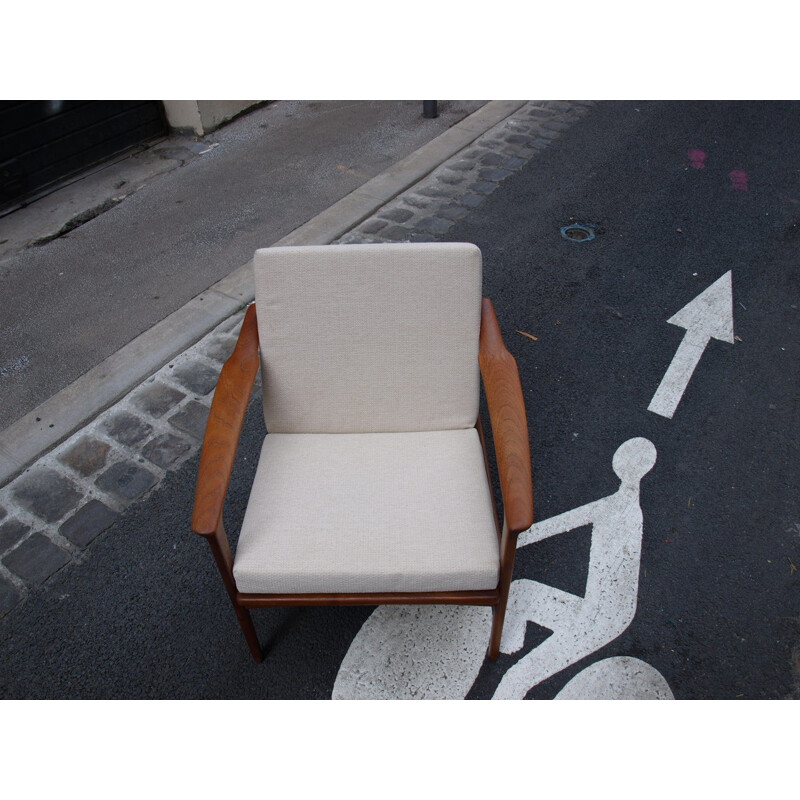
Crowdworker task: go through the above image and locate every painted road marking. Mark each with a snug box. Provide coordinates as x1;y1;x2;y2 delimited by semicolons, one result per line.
729;170;749;191
648;271;735;419
332;439;672;700
332;605;491;699
493;438;658;699
688;149;707;169
553;657;674;700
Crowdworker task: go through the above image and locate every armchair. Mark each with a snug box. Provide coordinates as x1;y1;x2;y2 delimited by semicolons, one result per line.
192;243;533;663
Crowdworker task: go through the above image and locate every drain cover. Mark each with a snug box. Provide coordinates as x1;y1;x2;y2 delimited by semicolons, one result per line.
561;222;597;242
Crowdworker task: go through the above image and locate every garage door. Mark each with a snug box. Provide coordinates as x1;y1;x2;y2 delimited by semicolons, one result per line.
0;101;167;212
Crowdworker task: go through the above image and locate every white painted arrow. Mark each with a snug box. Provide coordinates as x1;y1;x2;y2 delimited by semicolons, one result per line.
648;271;735;419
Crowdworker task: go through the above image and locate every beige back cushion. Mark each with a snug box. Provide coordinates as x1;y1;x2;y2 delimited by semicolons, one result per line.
253;242;482;433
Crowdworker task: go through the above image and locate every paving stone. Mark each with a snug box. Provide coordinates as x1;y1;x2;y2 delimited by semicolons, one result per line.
59;500;119;548
12;469;82;523
338;232;372;244
479;152;506;166
377;208;414;223
416;216;454;235
358;219;389;234
95;462;158;502
57;435;111;477
0;506;6;522
468;181;497;195
0;575;21;617
542;101;572;111
445;159;475;172
204;336;239;364
505;125;538;139
142;433;193;469
172;362;219;396
3;533;71;585
168;400;210;441
485;143;523;160
503;156;526;170
504;133;532;145
103;411;154;447
402;195;434;209
438;205;469;221
478;167;513;182
541;119;573;132
460;193;487;208
0;519;31;553
437;173;466;186
417;186;458;199
131;382;186;417
524;137;551;150
379;225;413;242
405;232;438;243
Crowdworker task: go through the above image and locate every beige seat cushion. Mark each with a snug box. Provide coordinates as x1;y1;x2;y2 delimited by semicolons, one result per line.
232;428;500;594
253;242;482;434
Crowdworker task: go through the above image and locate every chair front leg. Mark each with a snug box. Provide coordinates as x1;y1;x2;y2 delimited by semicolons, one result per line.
207;519;263;663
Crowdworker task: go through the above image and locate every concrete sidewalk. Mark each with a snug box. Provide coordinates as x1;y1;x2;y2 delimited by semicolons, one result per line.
0;100;489;475
0;100;595;623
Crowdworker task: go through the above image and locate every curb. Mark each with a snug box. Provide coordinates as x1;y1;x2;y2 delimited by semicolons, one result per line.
0;101;526;489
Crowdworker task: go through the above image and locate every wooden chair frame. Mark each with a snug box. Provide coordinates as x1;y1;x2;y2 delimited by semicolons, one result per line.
192;297;533;663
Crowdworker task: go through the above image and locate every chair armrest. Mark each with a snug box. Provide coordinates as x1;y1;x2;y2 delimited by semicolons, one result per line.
478;298;533;536
192;303;260;536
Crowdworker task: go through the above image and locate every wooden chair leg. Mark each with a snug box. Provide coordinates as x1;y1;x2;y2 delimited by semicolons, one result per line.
487;600;507;661
234;604;264;663
205;528;264;663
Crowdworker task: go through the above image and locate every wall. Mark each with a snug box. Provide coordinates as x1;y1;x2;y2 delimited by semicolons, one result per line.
161;101;262;135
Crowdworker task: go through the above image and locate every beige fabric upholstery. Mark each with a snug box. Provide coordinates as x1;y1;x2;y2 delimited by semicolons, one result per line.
232;428;500;594
252;242;482;434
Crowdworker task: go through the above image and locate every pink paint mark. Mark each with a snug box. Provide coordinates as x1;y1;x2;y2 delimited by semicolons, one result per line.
729;170;749;191
688;149;707;169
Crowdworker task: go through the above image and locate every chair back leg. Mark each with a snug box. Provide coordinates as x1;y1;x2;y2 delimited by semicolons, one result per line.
233;603;264;663
488;600;507;661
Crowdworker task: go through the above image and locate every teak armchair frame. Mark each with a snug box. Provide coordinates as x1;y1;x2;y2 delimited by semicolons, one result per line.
192;297;533;663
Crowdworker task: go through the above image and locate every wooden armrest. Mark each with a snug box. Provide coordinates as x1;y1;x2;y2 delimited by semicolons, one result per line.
192;303;260;536
479;297;534;536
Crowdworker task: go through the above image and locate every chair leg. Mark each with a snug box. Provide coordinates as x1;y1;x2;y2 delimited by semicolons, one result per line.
234;604;264;663
205;526;264;663
487;600;507;661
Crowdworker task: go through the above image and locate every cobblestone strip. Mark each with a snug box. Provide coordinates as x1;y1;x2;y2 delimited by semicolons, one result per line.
0;312;252;616
338;101;595;246
0;100;595;618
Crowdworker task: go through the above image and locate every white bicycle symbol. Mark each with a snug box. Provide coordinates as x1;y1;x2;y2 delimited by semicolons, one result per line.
333;438;674;700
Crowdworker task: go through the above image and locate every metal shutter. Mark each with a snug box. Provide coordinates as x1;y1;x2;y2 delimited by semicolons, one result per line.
0;100;167;211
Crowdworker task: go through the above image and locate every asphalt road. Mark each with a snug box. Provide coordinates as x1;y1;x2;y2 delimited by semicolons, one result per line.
457;100;800;699
1;100;798;699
